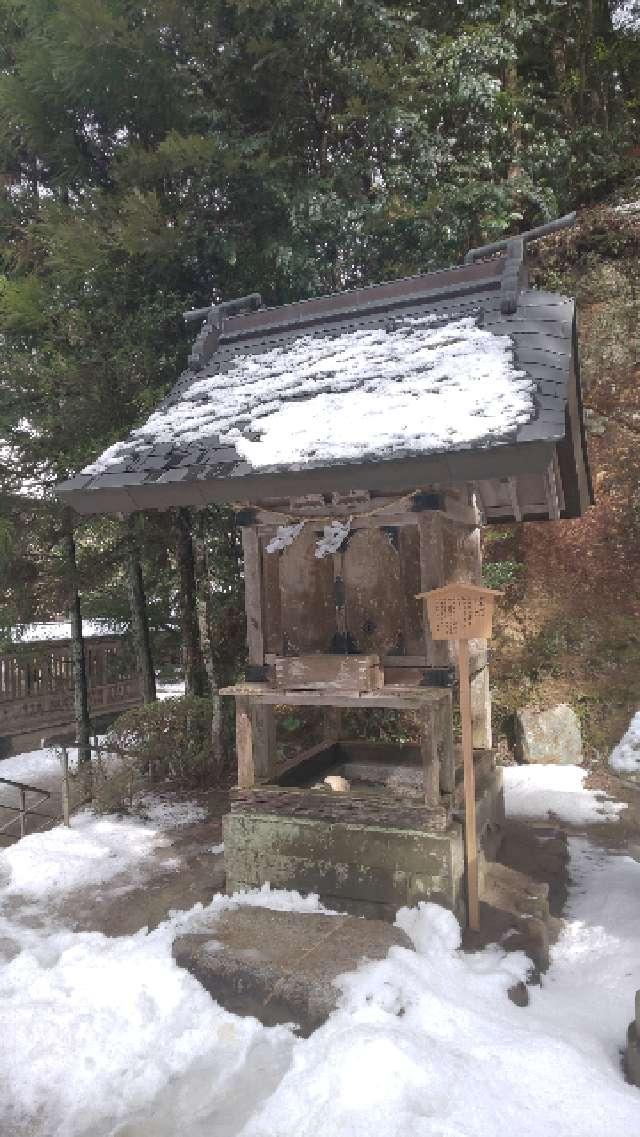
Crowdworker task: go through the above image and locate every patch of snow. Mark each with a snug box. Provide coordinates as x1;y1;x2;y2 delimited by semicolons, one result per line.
613;199;640;215
10;620;124;644
503;763;625;825
315;519;351;558
84;314;534;475
613;1;640;30
0;810;168;898
135;794;208;829
0;746;64;791
265;521;305;554
156;680;186;700
609;710;640;774
2;772;639;1136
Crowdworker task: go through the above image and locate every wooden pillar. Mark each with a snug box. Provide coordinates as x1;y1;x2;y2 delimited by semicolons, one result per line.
240;527;275;784
437;692;456;797
241;527;264;666
322;706;342;741
459;639;480;930
471;666;492;750
419;705;441;807
236;697;254;789
251;703;276;782
417;513;450;667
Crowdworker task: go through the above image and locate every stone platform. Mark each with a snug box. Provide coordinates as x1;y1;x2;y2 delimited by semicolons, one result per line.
173;906;411;1035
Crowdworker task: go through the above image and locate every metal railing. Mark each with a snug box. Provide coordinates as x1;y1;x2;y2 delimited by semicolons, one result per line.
0;775;53;842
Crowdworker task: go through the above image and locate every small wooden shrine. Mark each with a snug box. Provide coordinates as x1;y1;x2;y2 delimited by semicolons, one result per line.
58;217;592;923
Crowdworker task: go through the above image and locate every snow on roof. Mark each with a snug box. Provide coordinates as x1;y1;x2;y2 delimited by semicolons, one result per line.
83;314;534;476
10;620;125;644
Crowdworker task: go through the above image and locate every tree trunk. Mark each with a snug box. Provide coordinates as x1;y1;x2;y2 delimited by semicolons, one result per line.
193;510;224;775
63;519;91;765
173;507;208;697
124;514;156;703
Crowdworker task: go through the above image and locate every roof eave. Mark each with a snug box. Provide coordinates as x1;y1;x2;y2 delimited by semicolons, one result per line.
57;440;557;516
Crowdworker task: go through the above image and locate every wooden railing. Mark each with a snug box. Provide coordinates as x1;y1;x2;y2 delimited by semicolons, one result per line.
0;636;143;738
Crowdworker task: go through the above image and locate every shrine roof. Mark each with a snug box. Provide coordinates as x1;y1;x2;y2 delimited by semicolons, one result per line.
57;253;592;521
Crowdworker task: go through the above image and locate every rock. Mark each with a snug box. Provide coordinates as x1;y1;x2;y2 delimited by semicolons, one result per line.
507;981;529;1007
515;704;583;765
173;907;412;1036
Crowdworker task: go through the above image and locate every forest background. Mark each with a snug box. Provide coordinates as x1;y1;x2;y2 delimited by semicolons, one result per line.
1;0;639;760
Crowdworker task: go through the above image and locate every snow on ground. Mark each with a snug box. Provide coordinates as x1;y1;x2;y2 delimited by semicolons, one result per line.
156;680;186;700
503;763;626;825
0;810;169;898
0;751;639;1135
135;792;208;829
10;620;124;643
0;745;65;792
609;710;640;775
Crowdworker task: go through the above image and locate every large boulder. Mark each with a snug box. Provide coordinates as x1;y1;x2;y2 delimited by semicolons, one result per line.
515;704;583;766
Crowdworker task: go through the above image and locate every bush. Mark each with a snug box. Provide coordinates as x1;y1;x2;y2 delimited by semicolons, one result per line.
92;695;219;813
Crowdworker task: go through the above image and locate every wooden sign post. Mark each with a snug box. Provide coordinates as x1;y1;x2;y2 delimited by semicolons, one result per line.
416;583;502;930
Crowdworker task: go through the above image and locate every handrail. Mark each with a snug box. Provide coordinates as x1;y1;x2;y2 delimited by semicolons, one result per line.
0;772;54;842
0;775;52;796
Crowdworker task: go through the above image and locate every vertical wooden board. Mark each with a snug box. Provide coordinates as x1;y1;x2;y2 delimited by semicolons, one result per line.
241;527;264;665
342;528;404;656
398;526;424;656
278;525;335;653
236;697;254;788
471;666;492;750
418;705;441;807
260;533;283;655
251;703;277;782
417;513;450;667
443;518;482;585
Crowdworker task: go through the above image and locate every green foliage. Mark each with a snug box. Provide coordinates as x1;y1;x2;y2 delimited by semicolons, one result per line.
93;695;217;813
483;560;524;589
0;0;637;696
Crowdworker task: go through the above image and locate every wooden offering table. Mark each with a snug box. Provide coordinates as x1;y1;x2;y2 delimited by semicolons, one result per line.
220;682;454;807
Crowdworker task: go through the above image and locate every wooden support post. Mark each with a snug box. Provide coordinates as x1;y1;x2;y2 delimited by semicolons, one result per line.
419;706;440;807
241;527;265;665
471;666;492;750
417;513;449;667
458;639;480;930
322;706;342;741
19;787;26;838
251;704;276;782
438;694;455;797
61;746;70;827
236;697;255;789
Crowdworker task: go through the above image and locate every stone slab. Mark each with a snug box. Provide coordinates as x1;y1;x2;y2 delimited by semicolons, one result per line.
173;906;411;1035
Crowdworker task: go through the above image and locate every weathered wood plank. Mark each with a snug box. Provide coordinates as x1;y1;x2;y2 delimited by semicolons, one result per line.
417;512;450;667
261;531;283;655
251;703;276;782
229;785;450;831
341;527;405;659
274;654;383;692
278;525;335;653
241;527;264;665
236;697;254;788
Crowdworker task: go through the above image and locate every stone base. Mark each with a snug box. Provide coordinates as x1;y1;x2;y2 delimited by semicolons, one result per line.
173;907;411;1035
223;811;465;922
